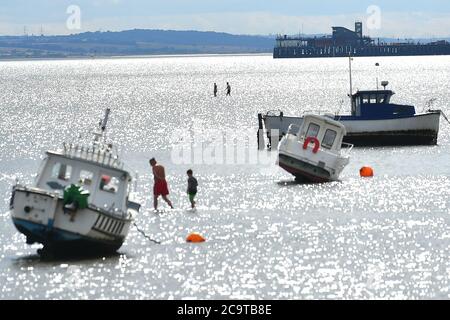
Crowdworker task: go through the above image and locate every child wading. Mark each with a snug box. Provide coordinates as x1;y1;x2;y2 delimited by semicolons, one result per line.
186;169;198;209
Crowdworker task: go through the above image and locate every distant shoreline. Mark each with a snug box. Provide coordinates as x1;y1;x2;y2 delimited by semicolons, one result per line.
0;52;273;62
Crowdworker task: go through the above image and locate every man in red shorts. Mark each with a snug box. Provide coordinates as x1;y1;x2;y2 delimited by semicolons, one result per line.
149;158;174;210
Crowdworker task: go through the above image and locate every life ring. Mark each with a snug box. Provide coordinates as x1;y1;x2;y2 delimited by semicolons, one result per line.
303;137;320;154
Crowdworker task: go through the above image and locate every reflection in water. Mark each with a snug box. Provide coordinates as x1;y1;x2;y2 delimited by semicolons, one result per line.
12;252;124;266
0;55;449;299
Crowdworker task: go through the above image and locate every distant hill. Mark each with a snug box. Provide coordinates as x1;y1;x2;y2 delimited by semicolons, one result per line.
0;29;275;59
1;29;447;60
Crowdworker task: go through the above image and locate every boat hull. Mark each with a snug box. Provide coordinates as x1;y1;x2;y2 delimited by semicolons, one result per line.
343;129;437;146
278;153;332;183
262;112;441;147
10;186;132;257
13;218;123;256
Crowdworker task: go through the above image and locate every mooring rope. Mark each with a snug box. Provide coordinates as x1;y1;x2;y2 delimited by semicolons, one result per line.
440;110;450;125
133;222;161;245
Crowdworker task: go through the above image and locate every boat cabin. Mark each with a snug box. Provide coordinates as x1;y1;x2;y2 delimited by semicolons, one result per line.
350;90;416;119
34;148;131;215
296;114;347;152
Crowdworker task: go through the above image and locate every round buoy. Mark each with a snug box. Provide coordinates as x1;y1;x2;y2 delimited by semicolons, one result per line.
186;233;205;243
360;166;374;177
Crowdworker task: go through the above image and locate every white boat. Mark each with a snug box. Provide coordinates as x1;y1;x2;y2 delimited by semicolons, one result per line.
278;114;353;183
9;109;141;257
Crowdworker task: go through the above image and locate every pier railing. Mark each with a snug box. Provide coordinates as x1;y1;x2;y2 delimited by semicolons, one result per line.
274;42;450;58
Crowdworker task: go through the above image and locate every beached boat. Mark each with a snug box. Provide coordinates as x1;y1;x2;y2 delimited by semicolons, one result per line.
9;109;140;257
259;87;441;148
278;114;353;183
258;57;442;148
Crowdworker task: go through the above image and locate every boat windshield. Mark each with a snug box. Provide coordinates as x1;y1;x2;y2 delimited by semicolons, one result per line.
322;129;337;149
100;175;120;194
306;123;320;138
51;163;72;181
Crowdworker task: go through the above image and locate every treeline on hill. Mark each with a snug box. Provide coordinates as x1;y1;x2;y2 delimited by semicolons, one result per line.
0;29;275;58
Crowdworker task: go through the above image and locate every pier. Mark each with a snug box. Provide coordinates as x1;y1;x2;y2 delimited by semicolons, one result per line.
274;22;450;58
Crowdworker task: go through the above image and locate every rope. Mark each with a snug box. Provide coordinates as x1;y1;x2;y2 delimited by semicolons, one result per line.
133;222;161;245
440;110;450;125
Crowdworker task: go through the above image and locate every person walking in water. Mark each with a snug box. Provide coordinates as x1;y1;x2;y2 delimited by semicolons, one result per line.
226;82;231;96
149;158;174;210
186;169;198;209
214;83;218;97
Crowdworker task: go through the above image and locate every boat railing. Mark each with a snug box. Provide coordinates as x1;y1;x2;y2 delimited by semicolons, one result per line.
266;110;284;117
89;203;129;220
287;124;301;136
341;142;354;156
62;143;124;169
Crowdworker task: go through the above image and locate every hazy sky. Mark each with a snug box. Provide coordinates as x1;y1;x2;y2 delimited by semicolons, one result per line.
1;0;449;37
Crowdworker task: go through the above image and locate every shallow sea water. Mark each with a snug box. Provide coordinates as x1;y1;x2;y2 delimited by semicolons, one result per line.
0;55;450;299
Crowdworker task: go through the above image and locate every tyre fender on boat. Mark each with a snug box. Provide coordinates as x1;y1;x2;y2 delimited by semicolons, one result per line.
303;137;320;154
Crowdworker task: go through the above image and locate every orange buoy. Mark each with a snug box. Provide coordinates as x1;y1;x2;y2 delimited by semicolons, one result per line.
360;166;374;177
186;233;205;243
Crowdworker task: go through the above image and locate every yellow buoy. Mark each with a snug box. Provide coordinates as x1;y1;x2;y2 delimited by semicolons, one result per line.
186;233;205;243
360;166;374;177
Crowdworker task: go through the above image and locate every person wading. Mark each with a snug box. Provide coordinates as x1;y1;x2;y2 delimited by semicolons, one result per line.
214;83;218;97
149;158;174;210
226;82;231;96
186;169;198;209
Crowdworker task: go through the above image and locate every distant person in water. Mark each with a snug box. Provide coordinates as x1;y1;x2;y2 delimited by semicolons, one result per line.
186;169;198;209
214;83;218;97
226;82;231;96
149;158;174;210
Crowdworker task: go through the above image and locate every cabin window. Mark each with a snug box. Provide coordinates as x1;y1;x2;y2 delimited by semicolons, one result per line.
51;163;72;181
362;95;371;104
322;129;337;149
79;170;94;186
306;123;320;138
100;175;119;194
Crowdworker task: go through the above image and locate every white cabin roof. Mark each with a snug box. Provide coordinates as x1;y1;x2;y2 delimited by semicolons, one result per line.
303;114;347;135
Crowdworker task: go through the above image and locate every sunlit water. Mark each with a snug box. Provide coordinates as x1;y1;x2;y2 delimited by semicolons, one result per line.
0;55;449;299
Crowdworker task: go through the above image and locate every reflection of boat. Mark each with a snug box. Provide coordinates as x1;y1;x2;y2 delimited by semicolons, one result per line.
9;109;140;257
258;57;442;148
278;114;352;183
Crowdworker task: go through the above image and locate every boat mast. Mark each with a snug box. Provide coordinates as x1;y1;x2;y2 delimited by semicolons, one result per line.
375;62;380;90
348;54;353;99
94;108;111;144
100;108;111;132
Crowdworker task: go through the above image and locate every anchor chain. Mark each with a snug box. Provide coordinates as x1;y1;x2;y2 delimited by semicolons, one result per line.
133;222;161;245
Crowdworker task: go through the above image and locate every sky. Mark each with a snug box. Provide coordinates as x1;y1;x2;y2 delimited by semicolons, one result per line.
0;0;450;38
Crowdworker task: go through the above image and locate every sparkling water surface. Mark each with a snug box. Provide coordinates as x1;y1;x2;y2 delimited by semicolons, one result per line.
0;55;450;299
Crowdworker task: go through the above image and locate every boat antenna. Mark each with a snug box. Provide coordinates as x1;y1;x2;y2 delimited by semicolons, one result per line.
100;108;111;132
375;62;380;90
348;54;353;99
93;108;111;144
